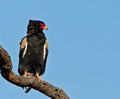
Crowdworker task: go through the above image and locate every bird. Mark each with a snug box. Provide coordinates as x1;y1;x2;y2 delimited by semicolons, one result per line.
18;20;48;83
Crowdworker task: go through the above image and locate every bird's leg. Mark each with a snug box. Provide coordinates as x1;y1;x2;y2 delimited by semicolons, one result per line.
36;72;43;81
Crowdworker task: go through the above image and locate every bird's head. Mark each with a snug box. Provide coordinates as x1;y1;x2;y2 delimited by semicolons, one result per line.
27;20;48;34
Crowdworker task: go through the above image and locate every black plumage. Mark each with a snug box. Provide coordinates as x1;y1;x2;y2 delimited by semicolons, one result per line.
18;20;48;78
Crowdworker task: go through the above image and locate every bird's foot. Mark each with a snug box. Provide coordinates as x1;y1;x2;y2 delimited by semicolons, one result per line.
36;72;43;81
23;71;31;77
24;71;30;75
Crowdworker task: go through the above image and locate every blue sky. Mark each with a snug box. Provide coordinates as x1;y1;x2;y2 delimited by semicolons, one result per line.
0;0;120;99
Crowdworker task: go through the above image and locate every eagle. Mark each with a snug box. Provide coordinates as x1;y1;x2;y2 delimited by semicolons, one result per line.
18;20;48;82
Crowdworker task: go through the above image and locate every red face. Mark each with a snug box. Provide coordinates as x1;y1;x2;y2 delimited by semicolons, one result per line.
40;23;48;30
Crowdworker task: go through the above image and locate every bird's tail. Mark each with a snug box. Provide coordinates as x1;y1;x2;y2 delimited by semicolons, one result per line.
25;87;32;93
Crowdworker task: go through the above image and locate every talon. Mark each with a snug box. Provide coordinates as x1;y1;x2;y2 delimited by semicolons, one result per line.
24;71;30;75
36;72;43;81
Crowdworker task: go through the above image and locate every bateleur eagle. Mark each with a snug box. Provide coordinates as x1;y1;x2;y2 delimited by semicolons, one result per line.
18;20;48;82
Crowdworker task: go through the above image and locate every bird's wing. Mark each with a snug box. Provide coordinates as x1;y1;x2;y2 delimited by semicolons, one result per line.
18;36;28;75
40;39;48;75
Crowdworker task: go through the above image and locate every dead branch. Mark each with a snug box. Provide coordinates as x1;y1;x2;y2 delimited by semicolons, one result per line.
0;45;69;99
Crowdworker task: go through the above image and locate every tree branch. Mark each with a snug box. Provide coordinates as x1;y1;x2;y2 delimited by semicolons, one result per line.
0;46;69;99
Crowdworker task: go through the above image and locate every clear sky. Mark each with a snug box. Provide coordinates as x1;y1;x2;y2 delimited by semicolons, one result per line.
0;0;120;99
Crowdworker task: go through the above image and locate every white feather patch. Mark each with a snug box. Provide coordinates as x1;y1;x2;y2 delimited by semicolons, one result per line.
22;42;28;58
43;44;46;60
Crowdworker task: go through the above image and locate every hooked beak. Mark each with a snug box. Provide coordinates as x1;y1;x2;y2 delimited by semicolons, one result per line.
42;25;48;30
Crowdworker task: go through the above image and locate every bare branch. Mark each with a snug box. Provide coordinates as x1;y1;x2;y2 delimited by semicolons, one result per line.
0;46;69;99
